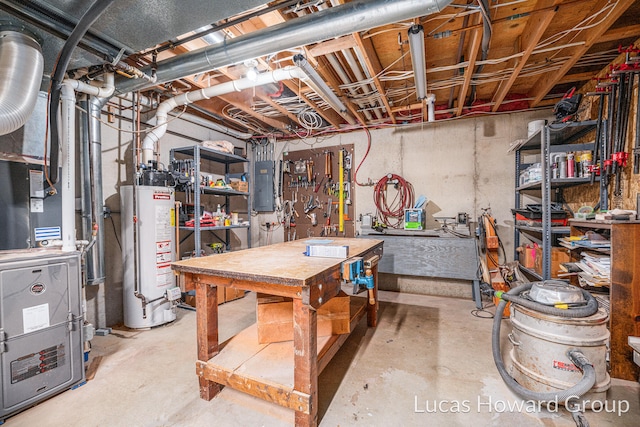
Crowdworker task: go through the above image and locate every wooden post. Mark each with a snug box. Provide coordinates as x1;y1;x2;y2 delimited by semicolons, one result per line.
293;299;318;426
195;276;221;400
367;262;379;327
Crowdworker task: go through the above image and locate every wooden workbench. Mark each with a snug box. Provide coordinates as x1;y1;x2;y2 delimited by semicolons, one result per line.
171;237;384;426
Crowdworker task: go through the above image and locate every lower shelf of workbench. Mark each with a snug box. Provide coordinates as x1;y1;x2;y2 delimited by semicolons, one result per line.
195;297;367;413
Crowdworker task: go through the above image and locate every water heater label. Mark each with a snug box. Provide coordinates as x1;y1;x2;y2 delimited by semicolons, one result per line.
22;303;50;334
11;344;66;384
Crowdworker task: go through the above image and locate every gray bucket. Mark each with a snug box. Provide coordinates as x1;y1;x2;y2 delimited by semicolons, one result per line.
507;304;611;406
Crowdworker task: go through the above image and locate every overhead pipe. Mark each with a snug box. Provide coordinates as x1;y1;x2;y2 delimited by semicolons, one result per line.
141;66;310;163
426;93;436;122
325;53;373;121
114;0;455;94
0;31;44;135
49;0;116;186
342;49;383;120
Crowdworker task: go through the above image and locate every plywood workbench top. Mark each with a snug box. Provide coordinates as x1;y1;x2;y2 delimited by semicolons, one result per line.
171;237;383;287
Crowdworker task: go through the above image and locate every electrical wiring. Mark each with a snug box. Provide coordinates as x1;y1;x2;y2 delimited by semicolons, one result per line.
535;1;618;52
373;173;414;228
353;126;372;187
74;104;188;134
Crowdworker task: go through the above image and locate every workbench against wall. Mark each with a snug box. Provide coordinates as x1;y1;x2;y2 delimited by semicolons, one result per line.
282;145;355;240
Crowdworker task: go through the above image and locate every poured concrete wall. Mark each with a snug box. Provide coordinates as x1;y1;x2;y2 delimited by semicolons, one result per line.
260;109;553;299
92;107;552;326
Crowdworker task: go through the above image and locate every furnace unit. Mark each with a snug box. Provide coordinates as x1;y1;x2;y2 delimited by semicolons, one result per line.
0;250;85;423
121;185;177;329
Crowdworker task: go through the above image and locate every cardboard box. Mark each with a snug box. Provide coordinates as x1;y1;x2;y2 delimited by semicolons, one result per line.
256;291;351;344
183;286;226;307
517;245;537;269
533;247;570;278
229;181;249;192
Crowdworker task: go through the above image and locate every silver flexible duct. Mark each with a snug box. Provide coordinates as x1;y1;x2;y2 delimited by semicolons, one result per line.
115;0;454;94
0;31;44;135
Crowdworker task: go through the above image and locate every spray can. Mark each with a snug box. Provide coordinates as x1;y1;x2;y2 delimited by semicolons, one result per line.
558;153;567;178
567;153;575;178
581;152;593;178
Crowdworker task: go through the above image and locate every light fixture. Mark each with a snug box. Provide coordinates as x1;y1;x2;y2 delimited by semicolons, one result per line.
408;24;427;101
244;59;259;81
293;54;348;115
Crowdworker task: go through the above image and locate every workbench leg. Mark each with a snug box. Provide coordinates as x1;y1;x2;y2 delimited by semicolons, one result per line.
367;264;379;327
472;279;482;309
293;299;318;427
196;279;221;400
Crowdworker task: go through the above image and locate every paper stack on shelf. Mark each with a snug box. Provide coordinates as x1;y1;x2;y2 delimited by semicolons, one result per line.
558;235;611;250
576;251;610;288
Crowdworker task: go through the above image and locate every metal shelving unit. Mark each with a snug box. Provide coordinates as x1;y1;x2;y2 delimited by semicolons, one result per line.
513;120;607;279
170;145;251;256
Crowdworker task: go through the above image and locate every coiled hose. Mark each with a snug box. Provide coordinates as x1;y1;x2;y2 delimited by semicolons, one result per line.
492;283;598;403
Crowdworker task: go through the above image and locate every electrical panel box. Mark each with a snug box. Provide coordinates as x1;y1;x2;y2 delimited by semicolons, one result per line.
0;250;84;422
254;161;274;212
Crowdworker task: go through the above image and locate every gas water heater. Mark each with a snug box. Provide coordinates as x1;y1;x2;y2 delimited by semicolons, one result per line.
121;185;179;329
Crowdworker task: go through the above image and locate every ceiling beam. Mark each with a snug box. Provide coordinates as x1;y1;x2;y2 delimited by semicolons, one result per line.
456;14;483;117
530;0;636;107
599;23;640;44
491;0;561;112
308;35;357;57
558;70;598;84
353;33;396;124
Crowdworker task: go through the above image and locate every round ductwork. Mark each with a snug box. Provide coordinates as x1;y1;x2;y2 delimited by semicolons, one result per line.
0;30;44;135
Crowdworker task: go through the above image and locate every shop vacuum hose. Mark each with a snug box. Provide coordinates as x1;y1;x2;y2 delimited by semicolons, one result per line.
492;283;599;426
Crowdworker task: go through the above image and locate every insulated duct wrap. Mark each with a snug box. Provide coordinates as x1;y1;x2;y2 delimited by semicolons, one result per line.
0;31;44;135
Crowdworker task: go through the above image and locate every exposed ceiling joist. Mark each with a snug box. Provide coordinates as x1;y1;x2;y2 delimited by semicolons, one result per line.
530;0;637;107
491;0;561;112
308;35;357;57
456;14;483;117
599;23;640;43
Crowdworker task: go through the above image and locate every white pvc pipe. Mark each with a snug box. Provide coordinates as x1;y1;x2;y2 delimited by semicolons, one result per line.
141;66;308;163
60;83;77;252
65;73;115;98
426;93;436;123
60;74;116;251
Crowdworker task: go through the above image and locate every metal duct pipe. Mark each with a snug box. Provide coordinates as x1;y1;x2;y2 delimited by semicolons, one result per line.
342;49;383;120
325;53;373;121
85;95;108;285
0;31;44;135
141;66;309;163
114;0;454;94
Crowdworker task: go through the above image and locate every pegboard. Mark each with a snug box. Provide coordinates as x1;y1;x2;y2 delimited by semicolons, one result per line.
282;145;356;240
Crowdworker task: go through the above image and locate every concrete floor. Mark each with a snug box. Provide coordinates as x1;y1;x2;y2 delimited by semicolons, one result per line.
7;290;640;426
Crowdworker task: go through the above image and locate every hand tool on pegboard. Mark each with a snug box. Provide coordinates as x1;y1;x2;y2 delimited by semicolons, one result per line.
324;151;333;180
